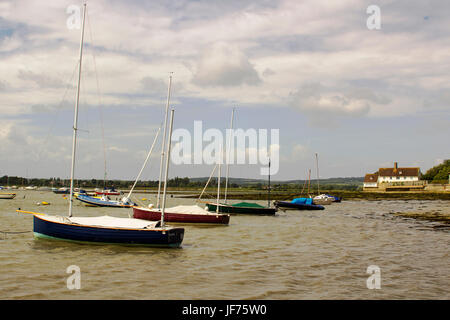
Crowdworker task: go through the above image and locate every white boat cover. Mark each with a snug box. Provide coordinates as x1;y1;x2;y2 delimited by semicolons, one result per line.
39;214;160;229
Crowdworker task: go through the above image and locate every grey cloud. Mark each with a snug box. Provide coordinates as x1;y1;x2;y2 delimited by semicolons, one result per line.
140;76;167;94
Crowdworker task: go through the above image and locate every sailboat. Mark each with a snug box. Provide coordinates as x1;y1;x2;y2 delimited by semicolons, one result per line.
273;170;325;210
204;109;277;215
16;3;184;247
312;153;334;205
94;188;121;196
132;79;230;225
75;193;136;208
0;193;16;199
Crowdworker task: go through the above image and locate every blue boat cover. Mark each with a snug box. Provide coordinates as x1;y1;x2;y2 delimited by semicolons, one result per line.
292;197;313;205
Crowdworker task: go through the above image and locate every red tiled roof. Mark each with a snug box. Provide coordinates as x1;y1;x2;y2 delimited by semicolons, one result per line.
364;173;378;182
378;167;419;177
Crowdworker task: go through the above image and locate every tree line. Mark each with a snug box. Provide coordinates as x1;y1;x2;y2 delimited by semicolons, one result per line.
0;175;361;191
421;160;450;183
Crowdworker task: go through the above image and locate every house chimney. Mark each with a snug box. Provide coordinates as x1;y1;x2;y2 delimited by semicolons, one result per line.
394;162;398;170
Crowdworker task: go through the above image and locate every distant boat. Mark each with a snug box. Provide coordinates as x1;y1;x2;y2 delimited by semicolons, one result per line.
274;197;325;211
205;202;277;215
94;188;121;196
311;153;333;205
203;109;276;216
0;193;16;199
75;194;136;208
53;187;70;194
134;205;230;225
312;194;334;205
324;194;342;202
17;3;184;248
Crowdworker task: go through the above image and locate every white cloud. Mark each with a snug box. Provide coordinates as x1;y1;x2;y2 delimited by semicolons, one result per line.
192;42;261;87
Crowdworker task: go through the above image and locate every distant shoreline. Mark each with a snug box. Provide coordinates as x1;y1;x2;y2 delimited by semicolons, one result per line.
5;188;450;200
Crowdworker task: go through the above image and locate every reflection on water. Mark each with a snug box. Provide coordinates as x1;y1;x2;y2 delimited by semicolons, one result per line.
0;191;449;299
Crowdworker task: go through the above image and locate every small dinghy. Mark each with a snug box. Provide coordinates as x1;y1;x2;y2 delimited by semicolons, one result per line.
75;194;135;208
274;197;325;211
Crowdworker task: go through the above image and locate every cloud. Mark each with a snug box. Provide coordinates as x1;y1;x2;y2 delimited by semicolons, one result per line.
289;83;372;122
139;76;167;95
17;69;70;89
192;42;261;87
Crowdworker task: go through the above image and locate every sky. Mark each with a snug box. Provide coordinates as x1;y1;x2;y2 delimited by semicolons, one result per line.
0;0;449;181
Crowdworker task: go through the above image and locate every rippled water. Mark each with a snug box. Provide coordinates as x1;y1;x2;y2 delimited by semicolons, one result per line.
0;191;448;299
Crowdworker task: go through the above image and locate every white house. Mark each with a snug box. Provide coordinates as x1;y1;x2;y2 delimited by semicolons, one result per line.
363;162;420;189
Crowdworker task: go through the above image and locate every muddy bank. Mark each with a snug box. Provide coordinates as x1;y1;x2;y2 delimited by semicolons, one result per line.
390;210;450;225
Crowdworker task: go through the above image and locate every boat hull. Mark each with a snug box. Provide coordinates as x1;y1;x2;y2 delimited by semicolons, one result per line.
76;194;133;208
95;191;121;196
274;200;324;210
53;190;70;194
205;203;277;215
0;193;16;199
33;215;184;247
312;198;333;205
133;207;230;225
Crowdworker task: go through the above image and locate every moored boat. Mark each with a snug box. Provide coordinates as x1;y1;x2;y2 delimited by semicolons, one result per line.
75;194;136;208
133;205;230;225
325;194;342;202
94;188;121;196
31;213;184;247
0;193;16;199
274;198;324;210
312;194;334;205
205;202;277;215
53;187;70;194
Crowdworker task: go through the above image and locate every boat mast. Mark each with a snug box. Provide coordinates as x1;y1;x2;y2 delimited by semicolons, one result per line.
268;158;271;207
315;152;320;195
161;109;175;227
224;108;235;204
216;145;223;213
156;73;173;209
307;169;311;195
69;2;86;217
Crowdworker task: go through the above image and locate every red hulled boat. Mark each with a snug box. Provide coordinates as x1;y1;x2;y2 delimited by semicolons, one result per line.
94;188;121;196
133;205;230;225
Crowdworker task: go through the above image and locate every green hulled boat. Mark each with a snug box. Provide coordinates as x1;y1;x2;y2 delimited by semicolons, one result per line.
205;202;277;215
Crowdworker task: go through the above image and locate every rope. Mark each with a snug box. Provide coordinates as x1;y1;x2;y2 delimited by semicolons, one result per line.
86;7;108;187
198;164;218;202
